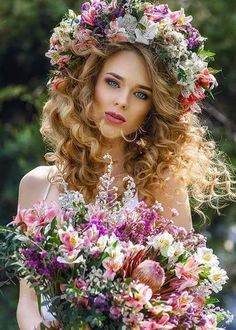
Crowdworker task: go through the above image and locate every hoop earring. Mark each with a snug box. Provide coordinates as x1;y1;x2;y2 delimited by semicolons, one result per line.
138;126;146;135
121;129;138;142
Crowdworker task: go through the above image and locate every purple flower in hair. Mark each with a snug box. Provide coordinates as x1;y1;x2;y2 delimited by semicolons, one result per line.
181;23;204;50
145;4;170;23
81;2;91;11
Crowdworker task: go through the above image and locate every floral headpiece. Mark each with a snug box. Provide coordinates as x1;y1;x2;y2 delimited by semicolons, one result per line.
46;0;219;114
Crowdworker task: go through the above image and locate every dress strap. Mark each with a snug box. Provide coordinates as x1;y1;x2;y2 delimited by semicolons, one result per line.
43;166;57;201
43;180;52;201
42;166;68;201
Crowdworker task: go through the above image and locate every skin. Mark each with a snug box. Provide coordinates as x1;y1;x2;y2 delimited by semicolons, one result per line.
91;49;192;231
91;50;153;173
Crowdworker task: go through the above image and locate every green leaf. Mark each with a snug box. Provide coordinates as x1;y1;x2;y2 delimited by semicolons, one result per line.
205;296;220;305
198;49;216;58
137;22;146;31
208;67;222;74
216;313;226;324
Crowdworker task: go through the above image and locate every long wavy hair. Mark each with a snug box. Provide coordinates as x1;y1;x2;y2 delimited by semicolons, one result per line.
40;42;236;220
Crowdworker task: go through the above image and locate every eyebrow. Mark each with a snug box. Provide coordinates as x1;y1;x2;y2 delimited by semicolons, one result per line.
106;72;152;93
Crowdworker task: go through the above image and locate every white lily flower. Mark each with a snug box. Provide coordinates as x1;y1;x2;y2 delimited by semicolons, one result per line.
57;253;85;265
208;267;229;293
116;14;137;33
148;231;174;257
96;234;109;251
195;247;219;267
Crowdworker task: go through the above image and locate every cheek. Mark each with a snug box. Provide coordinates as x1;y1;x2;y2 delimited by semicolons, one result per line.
94;82;110;107
133;105;150;126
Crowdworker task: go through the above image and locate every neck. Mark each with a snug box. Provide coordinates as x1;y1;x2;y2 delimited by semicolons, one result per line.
101;138;126;176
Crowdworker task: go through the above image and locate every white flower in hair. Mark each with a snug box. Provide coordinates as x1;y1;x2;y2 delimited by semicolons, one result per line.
46;0;219;115
134;16;158;45
116;13;138;34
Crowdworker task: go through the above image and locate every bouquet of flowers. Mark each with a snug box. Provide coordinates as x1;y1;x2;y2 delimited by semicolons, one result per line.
0;154;233;329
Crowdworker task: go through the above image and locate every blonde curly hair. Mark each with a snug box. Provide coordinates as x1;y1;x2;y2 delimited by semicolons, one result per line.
40;42;236;220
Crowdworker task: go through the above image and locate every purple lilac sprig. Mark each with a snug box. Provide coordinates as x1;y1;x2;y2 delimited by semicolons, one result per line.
22;249;69;278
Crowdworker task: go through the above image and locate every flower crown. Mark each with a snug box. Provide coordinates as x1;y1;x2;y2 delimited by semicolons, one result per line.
46;0;219;114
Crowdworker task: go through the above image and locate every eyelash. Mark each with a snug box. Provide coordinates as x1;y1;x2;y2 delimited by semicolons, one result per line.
105;78;149;100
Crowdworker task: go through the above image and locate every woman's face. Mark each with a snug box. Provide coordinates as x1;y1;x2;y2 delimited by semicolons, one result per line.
91;50;153;141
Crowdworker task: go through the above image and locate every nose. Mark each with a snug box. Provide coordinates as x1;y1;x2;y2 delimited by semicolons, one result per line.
114;89;129;109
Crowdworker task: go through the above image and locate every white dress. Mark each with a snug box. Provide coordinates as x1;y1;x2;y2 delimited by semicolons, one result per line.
41;180;140;322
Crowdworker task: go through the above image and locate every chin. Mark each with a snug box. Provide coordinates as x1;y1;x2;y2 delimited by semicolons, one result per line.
98;119;124;140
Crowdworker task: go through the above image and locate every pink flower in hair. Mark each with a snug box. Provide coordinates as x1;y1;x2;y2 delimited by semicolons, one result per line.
106;21;129;42
198;69;218;89
57;54;71;69
167;8;192;26
50;77;65;91
73;27;98;49
108;32;129;43
81;6;96;26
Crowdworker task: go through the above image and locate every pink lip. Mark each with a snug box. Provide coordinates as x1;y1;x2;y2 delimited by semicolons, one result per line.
105;111;126;124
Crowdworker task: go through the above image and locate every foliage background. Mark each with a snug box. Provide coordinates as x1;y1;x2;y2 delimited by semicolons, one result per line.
0;0;235;329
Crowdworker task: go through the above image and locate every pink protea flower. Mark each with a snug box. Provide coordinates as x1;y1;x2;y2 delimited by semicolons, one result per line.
131;260;165;293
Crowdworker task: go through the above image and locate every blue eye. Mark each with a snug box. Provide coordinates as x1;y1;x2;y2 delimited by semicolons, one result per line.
135;92;148;100
105;79;119;88
105;78;148;101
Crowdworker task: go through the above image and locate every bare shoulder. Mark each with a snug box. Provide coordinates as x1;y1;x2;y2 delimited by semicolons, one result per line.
152;169;192;232
18;165;56;209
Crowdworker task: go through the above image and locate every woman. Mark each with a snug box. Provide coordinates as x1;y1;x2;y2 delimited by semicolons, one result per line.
16;1;235;329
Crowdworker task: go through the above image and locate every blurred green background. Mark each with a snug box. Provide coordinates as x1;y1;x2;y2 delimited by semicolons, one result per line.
0;0;235;329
